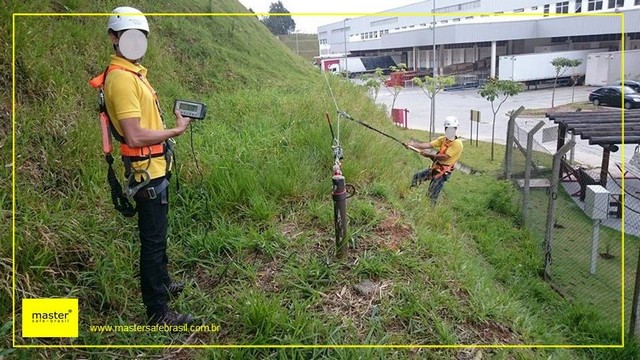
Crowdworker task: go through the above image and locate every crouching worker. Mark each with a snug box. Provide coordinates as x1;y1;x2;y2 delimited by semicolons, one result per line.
91;6;194;326
405;116;463;203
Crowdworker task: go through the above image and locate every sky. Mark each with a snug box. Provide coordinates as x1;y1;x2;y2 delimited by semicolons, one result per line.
237;0;421;33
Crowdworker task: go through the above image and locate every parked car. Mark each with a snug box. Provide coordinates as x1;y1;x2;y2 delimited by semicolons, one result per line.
588;85;640;109
614;80;640;92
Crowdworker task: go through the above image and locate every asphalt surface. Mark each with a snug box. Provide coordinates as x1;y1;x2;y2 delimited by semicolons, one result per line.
373;84;637;173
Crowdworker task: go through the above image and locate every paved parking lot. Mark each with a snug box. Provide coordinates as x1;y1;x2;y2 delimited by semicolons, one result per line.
374;84;637;171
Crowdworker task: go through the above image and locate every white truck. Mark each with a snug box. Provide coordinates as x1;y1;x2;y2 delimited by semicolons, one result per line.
498;49;607;89
320;56;396;77
584;49;640;86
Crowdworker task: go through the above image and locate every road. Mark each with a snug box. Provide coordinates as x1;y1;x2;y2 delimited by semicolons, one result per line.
374;84;637;173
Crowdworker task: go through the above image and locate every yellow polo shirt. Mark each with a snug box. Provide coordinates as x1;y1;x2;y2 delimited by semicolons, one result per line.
104;56;168;181
429;136;463;166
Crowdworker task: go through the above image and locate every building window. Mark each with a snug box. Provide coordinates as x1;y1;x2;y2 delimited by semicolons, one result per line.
576;0;583;12
544;4;550;16
514;8;525;12
532;6;539;10
608;0;624;7
636;0;640;5
556;1;569;13
452;18;461;22
588;0;603;10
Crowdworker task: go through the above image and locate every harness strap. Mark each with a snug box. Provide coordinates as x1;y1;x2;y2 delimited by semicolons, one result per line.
89;63;175;215
430;138;456;179
105;154;137;217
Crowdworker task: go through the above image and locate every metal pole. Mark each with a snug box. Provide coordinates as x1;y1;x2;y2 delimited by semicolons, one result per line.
569;131;575;164
629;244;640;338
470;110;473;146
600;147;610;188
332;175;348;258
544;140;575;281
476;113;479;147
589;219;601;275
430;0;437;141
523;121;546;225
344;19;348;75
504;106;525;180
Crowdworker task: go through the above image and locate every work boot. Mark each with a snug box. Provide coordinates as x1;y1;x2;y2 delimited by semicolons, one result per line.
167;282;185;299
148;310;195;326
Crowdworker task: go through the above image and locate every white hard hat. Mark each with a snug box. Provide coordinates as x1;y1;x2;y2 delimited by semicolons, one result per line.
444;115;459;128
108;7;149;34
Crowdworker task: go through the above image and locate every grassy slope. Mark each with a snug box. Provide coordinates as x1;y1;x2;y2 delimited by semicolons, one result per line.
2;0;639;358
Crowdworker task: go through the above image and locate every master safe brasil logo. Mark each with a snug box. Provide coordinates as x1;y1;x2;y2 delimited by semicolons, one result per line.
22;298;79;337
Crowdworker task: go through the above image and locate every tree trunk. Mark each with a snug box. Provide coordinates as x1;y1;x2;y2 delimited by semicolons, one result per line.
491;113;496;161
551;77;558;108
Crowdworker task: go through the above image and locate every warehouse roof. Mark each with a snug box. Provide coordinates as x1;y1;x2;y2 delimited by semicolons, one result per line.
345;9;640;52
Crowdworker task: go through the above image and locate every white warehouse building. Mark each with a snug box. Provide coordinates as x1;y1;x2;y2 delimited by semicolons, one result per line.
317;0;640;77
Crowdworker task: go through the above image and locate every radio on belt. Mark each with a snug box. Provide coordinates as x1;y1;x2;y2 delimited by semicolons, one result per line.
174;99;207;120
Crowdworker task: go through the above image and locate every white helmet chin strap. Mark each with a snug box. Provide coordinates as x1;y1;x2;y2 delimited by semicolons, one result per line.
118;29;148;61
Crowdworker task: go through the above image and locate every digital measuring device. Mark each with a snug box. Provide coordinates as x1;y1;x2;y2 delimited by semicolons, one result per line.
174;99;207;120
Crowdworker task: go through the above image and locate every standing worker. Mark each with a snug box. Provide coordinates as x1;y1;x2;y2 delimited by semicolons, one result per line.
93;6;194;325
405;116;463;203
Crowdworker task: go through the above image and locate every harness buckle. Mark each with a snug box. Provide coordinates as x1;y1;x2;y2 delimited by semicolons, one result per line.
124;169;151;200
146;187;157;200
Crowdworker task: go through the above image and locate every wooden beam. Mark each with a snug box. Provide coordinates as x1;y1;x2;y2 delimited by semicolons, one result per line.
570;124;640;132
578;130;640;138
547;109;640;119
588;136;640;145
555;117;640;125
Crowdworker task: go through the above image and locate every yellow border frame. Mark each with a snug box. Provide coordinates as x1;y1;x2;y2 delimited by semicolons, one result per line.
11;10;626;349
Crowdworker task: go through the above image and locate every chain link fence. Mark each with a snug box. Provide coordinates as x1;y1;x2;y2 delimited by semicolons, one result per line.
505;116;640;334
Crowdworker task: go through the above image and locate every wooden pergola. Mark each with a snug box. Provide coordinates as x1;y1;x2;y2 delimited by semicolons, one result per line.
547;109;640;188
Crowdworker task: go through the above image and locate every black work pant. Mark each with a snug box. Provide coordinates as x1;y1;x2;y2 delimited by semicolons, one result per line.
135;176;171;317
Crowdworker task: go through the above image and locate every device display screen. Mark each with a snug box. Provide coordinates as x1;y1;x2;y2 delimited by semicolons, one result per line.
180;103;199;112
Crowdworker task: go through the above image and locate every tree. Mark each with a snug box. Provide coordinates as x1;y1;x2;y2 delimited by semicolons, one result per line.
385;63;407;111
261;1;296;35
568;58;583;103
550;57;580;108
363;68;385;101
413;75;455;138
478;79;524;161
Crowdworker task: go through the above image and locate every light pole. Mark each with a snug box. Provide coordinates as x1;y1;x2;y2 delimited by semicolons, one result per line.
430;0;437;140
343;18;350;75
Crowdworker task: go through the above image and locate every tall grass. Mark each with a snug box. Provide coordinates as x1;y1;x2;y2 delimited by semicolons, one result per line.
3;0;637;358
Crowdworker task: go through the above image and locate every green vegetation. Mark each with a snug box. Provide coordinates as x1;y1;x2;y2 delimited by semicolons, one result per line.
478;79;524;161
519;101;602;117
2;0;639;358
550;57;583;107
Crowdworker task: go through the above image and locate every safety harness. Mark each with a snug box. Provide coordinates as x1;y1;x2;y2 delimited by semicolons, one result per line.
410;137;459;188
89;64;173;217
430;138;456;179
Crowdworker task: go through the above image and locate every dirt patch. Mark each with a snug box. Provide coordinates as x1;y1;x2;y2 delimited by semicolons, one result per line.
256;258;282;292
371;209;415;251
314;280;393;339
456;319;520;345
